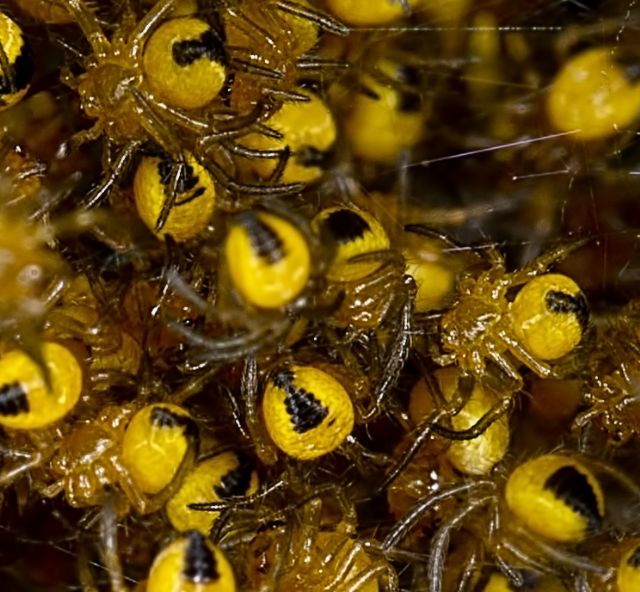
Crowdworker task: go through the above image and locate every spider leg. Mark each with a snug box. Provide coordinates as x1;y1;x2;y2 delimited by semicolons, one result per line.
69;121;105;151
296;57;351;71
508;525;610;577
129;0;179;59
0;450;45;488
98;493;127;592
84;140;143;209
199;155;304;196
274;0;350;36
496;329;552;379
373;408;450;495
429;396;512;441
154;158;187;233
382;481;492;551
242;356;279;465
427;495;494;592
167;317;292;362
262;86;312;102
371;275;415;412
509;238;589;285
325;542;375;592
58;0;110;56
128;86;184;157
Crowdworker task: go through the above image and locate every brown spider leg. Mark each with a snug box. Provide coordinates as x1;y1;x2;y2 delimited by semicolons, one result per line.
128;0;179;60
98;493;127;592
382;481;493;551
508;525;610;577
298;496;323;565
266;146;292;184
573;573;592;592
167;317;292;362
494;541;559;582
296;57;351;71
274;0;350;36
454;548;481;592
192;478;287;516
162;267;209;314
226;7;277;48
508;238;589;285
343;434;391;476
429;395;513;440
152;100;267;136
337;556;398;592
496;329;553;378
0;450;46;488
262;87;312;102
371;275;416;412
222;142;287;160
154;158;187;233
58;0;110;56
428;496;495;592
227;53;286;80
199;155;304;196
322;540;369;591
373;408;451;496
242;355;279;465
128;87;184;156
83;140;143;209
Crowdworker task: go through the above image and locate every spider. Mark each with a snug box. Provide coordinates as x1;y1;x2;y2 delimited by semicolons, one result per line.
57;0;306;221
381;452;640;592
412;227;590;391
39;401;199;515
310;205;416;417
572;299;640;446
238;488;399;591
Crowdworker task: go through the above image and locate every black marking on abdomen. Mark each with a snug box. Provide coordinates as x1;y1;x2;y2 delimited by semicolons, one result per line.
543;465;602;533
545;290;590;332
273;368;328;434
0;41;34;100
0;383;29;416
183;530;219;583
150;406;198;440
323;209;370;245
214;451;253;498
173;28;226;67
236;212;285;264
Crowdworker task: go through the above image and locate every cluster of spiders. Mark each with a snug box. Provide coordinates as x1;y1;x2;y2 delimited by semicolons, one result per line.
1;0;640;591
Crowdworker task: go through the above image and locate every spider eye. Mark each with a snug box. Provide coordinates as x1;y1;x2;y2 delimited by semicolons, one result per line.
143;17;227;110
133;152;216;243
166;451;259;535
262;364;354;460
147;531;237;592
510;273;589;361
0;343;82;430
505;454;604;542
311;206;390;281
618;543;640;592
224;211;311;309
121;403;198;496
547;47;640;140
0;11;33;111
240;89;337;184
